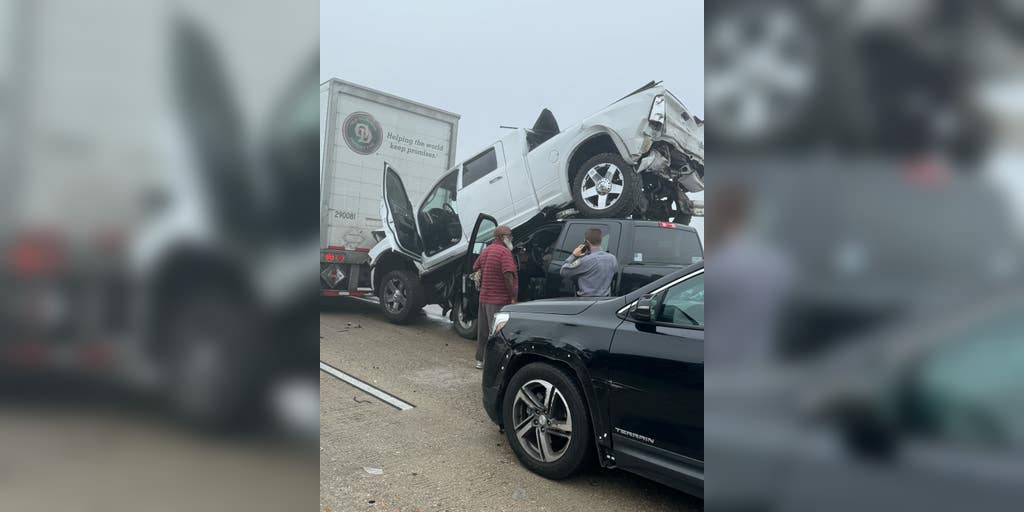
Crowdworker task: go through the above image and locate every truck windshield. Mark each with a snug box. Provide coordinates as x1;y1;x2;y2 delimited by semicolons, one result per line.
631;227;703;265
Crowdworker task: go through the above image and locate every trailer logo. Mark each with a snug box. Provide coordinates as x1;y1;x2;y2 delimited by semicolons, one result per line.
342;112;383;155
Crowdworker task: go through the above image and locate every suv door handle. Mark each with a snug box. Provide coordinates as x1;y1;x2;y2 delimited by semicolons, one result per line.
489;176;503;184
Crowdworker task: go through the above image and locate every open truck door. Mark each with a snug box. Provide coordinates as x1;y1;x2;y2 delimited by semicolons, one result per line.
382;163;423;261
452;213;498;339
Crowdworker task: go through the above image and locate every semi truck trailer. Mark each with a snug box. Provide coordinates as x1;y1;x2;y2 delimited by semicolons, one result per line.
319;78;459;297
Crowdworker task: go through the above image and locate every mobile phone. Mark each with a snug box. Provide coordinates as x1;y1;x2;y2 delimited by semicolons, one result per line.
580;241;590;255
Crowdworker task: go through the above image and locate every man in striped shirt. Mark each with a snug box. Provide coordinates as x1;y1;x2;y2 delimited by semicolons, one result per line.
472;225;518;369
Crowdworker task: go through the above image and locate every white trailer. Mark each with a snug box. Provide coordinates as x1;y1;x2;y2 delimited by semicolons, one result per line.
319;78;459;296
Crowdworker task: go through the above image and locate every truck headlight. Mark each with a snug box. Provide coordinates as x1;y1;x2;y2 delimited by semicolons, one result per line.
491;312;511;336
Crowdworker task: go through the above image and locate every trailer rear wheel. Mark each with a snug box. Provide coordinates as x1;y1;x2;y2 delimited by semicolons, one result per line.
379;270;424;324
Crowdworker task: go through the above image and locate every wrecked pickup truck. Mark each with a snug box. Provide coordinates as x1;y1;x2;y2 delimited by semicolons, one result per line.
369;80;704;325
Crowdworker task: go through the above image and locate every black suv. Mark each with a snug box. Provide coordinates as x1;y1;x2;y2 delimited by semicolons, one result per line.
481;264;704;496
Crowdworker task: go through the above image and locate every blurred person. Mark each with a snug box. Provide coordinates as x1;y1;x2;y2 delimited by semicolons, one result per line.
473;224;517;369
705;181;794;366
559;228;617;297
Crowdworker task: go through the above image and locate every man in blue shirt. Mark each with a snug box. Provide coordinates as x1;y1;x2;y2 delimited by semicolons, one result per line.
560;228;618;297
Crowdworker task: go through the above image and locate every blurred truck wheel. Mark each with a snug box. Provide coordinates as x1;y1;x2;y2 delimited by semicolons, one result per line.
452;299;477;340
165;288;264;429
378;270;424;324
572;153;640;219
706;0;825;151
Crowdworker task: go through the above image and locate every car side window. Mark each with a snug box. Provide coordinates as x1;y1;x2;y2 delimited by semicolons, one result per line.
904;312;1024;449
655;275;704;327
462;147;498;187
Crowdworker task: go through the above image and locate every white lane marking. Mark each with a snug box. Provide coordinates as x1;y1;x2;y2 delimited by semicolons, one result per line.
319;361;415;411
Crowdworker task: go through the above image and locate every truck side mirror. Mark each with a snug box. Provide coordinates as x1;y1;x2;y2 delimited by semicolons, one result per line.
631;295;655;323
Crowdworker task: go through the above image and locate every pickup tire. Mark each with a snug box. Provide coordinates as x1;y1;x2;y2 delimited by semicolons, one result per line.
164;288;265;429
452;298;478;340
379;269;424;324
572;153;640;218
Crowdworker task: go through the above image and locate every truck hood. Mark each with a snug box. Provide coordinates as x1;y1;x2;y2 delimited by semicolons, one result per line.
503;297;600;315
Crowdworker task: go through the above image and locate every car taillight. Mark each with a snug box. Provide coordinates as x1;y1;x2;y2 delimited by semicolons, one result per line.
325;253;335;261
324;252;344;262
658;221;676;228
491;312;511;336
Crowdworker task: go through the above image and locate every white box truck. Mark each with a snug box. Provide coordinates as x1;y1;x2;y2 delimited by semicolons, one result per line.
319;79;459;297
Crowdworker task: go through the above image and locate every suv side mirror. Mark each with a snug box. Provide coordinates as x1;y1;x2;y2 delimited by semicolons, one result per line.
812;388;899;460
631;294;655;323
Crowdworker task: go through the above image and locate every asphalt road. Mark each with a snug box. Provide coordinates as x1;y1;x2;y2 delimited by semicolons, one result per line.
319;298;702;512
0;376;317;511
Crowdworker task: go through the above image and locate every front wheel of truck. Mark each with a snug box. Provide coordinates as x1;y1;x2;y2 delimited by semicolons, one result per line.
164;288;266;429
379;269;424;324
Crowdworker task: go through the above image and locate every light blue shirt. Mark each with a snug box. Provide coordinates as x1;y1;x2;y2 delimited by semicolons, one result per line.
560;248;618;297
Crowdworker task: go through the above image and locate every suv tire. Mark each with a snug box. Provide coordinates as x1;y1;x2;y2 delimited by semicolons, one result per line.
502;362;594;480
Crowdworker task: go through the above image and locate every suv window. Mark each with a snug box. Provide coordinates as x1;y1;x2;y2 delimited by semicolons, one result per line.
462;148;498;187
652;274;704;327
905;310;1024;449
632;227;703;265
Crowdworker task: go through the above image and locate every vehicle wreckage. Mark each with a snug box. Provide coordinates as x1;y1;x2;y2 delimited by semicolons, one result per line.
366;81;704;324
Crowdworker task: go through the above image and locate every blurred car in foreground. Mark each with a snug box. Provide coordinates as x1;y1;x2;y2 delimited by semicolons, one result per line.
482;264;704;496
706;284;1024;511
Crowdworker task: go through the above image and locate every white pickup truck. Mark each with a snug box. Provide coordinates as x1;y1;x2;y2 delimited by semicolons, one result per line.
370;82;704;323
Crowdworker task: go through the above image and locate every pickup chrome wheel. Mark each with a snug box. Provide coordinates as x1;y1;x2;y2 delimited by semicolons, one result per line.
378;269;424;324
580;163;624;211
572;153;640;218
502;363;594;479
511;379;574;463
707;0;822;148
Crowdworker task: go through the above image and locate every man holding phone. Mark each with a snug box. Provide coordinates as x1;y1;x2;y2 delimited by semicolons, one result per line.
559;228;618;297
